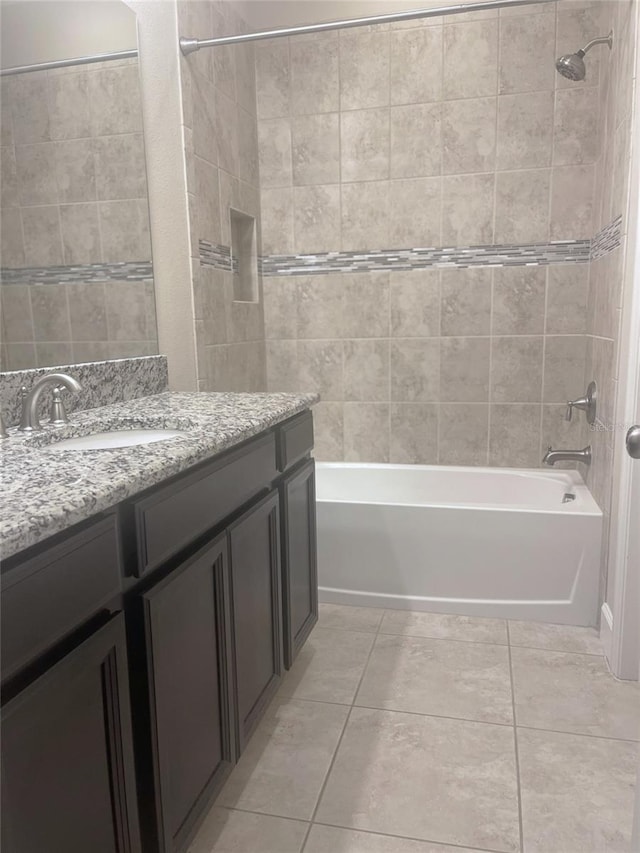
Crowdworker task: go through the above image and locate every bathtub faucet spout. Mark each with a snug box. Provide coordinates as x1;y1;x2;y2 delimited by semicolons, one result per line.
543;445;592;466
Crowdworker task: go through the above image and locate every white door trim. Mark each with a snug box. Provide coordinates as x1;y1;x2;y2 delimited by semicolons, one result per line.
605;32;640;679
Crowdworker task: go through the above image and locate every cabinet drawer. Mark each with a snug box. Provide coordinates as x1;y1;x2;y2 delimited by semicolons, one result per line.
134;432;277;575
1;514;122;682
276;411;314;472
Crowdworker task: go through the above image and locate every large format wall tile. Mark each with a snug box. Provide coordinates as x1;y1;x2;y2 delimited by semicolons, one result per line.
391;27;443;105
344;403;390;463
291;33;339;116
341;109;389;183
254;2;620;474
390;103;441;178
442;98;497;175
443;20;497;100
389;403;438;464
339;30;390;111
291;114;339;186
440;268;491;336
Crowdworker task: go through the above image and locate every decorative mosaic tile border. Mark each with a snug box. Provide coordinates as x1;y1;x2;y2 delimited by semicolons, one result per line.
198;216;622;278
0;355;168;427
199;240;237;273
259;239;592;276
591;215;623;260
0;260;153;287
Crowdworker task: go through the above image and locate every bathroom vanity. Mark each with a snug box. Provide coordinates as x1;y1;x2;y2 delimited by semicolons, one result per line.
0;392;318;853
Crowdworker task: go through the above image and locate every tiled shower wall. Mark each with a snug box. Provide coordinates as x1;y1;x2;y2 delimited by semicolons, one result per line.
0;59;158;368
585;0;638;603
256;1;604;463
177;0;266;393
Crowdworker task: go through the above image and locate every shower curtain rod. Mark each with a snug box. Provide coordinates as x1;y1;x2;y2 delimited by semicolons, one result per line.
180;0;555;54
0;48;138;77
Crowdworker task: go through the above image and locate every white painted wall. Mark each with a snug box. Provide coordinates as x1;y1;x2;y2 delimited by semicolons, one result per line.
0;0;137;68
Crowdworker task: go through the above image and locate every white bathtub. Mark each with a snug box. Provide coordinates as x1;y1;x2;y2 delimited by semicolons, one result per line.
316;463;603;626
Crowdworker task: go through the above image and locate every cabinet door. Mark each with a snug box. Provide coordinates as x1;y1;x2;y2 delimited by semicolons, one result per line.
281;458;318;669
143;535;235;853
1;614;140;853
228;490;282;753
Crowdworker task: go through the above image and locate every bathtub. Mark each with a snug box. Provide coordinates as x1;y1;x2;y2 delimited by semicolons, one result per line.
316;463;603;626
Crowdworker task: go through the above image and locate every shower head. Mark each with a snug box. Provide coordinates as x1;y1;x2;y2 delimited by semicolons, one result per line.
555;31;613;82
556;50;586;81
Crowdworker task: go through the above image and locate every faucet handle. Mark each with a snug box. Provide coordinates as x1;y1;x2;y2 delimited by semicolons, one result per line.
49;386;69;426
566;381;597;425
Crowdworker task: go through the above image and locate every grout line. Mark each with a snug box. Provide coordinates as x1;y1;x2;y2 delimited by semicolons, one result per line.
487;267;494;465
506;621;525;853
376;628;508;647
539;267;550;462
300;622;380;852
276;693;352;708
310;819;508;853
515;724;640;745
349;702;515;728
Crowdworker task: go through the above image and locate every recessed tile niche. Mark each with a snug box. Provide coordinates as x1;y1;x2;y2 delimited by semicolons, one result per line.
230;208;259;303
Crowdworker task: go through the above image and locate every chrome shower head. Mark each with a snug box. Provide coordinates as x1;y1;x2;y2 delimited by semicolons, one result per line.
556;49;586;81
555;31;613;82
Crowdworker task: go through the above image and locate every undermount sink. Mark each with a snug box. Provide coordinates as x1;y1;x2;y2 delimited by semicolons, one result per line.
47;429;185;451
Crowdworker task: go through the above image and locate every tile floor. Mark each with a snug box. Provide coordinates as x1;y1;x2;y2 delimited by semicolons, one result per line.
189;604;640;853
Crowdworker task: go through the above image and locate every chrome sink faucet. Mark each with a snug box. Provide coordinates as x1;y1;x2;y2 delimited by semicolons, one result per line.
543;445;592;467
19;373;83;432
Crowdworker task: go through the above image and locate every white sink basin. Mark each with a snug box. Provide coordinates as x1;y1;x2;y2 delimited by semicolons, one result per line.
48;429;185;450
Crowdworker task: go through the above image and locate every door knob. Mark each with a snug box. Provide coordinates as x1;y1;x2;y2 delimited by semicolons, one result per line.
626;425;640;459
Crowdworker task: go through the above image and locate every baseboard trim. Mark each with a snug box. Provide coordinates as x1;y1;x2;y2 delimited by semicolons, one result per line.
600;602;614;664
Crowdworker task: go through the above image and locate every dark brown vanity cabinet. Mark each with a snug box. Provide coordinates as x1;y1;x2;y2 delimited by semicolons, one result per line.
1;410;316;853
228;490;282;752
140;534;235;853
281;458;318;668
1;614;141;853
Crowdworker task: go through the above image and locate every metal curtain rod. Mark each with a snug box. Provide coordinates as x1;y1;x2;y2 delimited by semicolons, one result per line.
180;0;554;54
0;48;138;77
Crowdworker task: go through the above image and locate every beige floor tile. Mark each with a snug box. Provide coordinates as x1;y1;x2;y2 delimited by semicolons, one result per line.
518;727;639;853
278;627;375;704
318;603;385;633
512;647;640;740
218;698;348;820
305;824;487;853
187;807;307;853
379;610;508;645
316;707;520;852
508;619;602;655
355;634;513;724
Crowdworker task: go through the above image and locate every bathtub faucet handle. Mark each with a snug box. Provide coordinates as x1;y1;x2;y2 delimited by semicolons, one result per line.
566;381;597;424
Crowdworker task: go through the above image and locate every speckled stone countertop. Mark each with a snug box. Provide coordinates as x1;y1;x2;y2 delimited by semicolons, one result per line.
0;391;318;561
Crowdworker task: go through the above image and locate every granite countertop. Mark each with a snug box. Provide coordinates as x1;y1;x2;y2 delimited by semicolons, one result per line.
0;391;318;561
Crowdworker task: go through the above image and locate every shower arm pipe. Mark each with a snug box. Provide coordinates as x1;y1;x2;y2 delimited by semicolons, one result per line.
0;48;138;77
579;32;613;55
180;0;556;53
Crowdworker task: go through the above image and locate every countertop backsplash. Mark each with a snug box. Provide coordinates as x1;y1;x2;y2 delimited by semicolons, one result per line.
0;355;169;427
